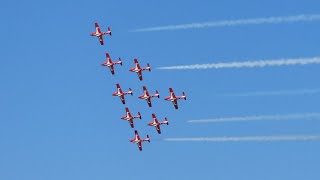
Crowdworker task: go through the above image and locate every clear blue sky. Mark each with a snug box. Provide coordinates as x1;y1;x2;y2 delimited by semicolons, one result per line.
1;0;320;180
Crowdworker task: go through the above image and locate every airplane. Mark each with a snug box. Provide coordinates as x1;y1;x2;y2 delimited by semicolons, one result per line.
90;22;111;45
130;130;150;151
147;114;169;134
121;107;141;128
129;59;151;81
164;88;186;109
101;53;122;75
112;84;133;104
138;86;159;107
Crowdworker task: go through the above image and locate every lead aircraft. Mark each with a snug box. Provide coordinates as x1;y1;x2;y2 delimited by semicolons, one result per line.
101;53;122;75
121;107;141;128
129;59;151;81
164;88;186;109
147;114;169;134
138;86;159;107
130;130;150;151
90;22;111;45
112;84;132;104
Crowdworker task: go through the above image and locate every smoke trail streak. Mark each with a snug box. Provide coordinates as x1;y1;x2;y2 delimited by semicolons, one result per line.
164;135;320;142
188;113;320;123
223;88;320;97
157;57;320;70
133;14;320;32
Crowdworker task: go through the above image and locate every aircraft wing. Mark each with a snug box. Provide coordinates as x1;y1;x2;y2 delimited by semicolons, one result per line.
120;95;125;104
173;99;178;109
134;59;141;69
169;88;176;98
129;119;134;128
109;65;114;75
126;107;131;115
152;113;158;121
99;35;104;45
137;71;143;80
137;142;142;151
156;125;161;134
147;98;152;107
135;130;140;140
106;53;112;62
95;23;102;33
143;86;150;96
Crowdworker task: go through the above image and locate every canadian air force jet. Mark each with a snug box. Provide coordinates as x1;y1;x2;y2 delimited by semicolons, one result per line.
147;114;169;134
121;107;141;128
130;130;150;151
90;22;111;45
164;88;186;109
129;59;151;81
138;86;159;107
101;53;122;75
112;84;132;104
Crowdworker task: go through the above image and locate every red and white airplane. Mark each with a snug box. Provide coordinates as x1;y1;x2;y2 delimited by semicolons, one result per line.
121;107;141;128
90;22;111;45
164;88;186;109
101;53;122;75
138;86;159;107
129;59;151;81
112;84;133;104
130;130;150;151
148;114;169;134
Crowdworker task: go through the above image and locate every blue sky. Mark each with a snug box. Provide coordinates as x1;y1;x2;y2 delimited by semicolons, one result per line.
1;0;320;180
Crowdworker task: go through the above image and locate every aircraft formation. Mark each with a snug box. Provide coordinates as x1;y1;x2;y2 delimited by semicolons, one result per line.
90;22;187;151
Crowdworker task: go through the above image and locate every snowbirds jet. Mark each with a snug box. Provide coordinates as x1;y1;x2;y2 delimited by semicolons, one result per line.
130;130;150;151
129;59;151;81
121;107;141;128
90;22;111;45
164;88;186;109
138;86;159;107
112;84;133;104
101;53;122;75
148;114;169;134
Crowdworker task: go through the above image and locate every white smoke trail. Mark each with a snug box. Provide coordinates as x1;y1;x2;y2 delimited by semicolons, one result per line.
164;135;320;142
223;88;320;97
133;14;320;32
157;57;320;70
188;113;320;123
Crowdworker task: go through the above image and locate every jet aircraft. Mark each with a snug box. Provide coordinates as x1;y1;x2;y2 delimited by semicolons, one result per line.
147;114;169;134
121;107;141;128
90;22;111;45
129;59;151;81
138;86;159;107
112;84;132;104
130;130;150;151
164;88;186;109
101;53;122;75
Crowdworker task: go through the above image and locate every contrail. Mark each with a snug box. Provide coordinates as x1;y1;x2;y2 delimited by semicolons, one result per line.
223;88;320;97
133;14;320;32
188;113;320;123
157;57;320;70
164;135;320;142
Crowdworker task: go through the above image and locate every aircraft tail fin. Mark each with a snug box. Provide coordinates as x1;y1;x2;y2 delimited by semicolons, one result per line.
146;135;150;142
129;88;133;95
164;117;169;125
147;63;151;72
182;92;186;100
138;112;142;119
155;90;160;98
118;57;122;66
107;27;112;36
